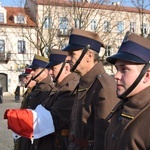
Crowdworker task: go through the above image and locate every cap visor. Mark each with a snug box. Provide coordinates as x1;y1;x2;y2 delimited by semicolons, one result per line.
45;61;62;68
63;44;85;51
106;52;145;64
19;73;28;77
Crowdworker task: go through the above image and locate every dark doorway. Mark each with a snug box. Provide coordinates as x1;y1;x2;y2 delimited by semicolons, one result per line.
0;73;8;92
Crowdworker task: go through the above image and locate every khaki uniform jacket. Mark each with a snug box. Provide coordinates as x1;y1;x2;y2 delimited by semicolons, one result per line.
26;76;54;109
20;88;33;108
105;86;150;150
15;76;54;150
69;62;118;150
29;73;79;150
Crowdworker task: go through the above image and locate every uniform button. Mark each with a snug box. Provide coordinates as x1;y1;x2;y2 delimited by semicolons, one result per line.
97;74;102;78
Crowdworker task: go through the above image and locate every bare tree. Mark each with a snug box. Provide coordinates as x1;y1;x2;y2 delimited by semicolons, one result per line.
130;0;150;37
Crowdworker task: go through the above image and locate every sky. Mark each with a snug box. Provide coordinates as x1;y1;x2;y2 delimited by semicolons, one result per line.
0;0;132;7
0;0;25;7
0;0;150;9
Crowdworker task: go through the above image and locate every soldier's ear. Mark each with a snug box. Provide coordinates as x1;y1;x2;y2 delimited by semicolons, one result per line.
64;63;71;73
143;68;150;83
86;50;93;62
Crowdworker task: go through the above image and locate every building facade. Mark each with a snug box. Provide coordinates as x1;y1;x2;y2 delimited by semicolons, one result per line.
0;0;150;94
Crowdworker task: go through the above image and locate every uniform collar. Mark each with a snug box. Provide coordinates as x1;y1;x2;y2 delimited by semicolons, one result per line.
125;86;150;109
55;73;79;91
79;62;105;89
122;86;150;117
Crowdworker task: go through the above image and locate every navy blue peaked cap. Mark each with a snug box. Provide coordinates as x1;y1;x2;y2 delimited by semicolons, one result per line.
107;31;150;64
46;49;67;68
29;55;49;68
63;28;105;52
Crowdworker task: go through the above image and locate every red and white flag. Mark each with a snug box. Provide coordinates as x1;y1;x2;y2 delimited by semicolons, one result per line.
4;105;55;139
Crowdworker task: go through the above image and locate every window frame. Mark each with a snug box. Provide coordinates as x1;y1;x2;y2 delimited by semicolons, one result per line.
117;21;124;33
59;17;68;34
0;13;4;23
91;19;97;31
103;21;110;32
130;22;136;32
141;23;149;35
44;16;52;29
0;40;5;53
18;40;26;54
17;14;25;24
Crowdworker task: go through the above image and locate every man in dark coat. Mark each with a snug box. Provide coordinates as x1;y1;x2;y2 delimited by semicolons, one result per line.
62;28;119;150
4;49;79;150
13;54;54;150
105;31;150;149
14;85;20;101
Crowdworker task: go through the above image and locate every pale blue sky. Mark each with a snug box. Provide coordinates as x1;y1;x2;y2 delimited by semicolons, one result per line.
0;0;132;7
0;0;25;7
0;0;150;9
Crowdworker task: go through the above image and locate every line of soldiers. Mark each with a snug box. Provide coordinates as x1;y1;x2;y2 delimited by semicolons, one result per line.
4;28;150;150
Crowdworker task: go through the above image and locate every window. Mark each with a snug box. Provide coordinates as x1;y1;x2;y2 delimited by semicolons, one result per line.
130;22;136;32
17;14;25;24
117;21;124;33
59;17;68;34
91;19;97;31
44;16;52;29
75;18;83;29
103;21;110;32
18;40;26;53
0;13;4;23
75;18;79;28
44;46;50;56
141;23;149;35
0;40;5;53
105;45;111;56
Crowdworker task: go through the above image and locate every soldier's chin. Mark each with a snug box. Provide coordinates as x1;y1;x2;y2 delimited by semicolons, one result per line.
116;91;122;97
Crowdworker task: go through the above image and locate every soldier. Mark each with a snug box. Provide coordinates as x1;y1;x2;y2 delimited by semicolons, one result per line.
24;54;54;109
4;49;79;150
62;28;119;150
105;31;150;149
13;54;54;150
18;68;36;108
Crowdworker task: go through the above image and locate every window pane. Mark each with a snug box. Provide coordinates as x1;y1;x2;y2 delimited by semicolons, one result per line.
91;19;97;31
130;22;136;32
59;17;68;29
0;40;5;53
18;40;26;53
105;45;111;56
17;15;25;24
0;13;4;23
141;23;148;35
59;17;68;34
44;16;52;29
104;21;110;32
117;21;124;33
